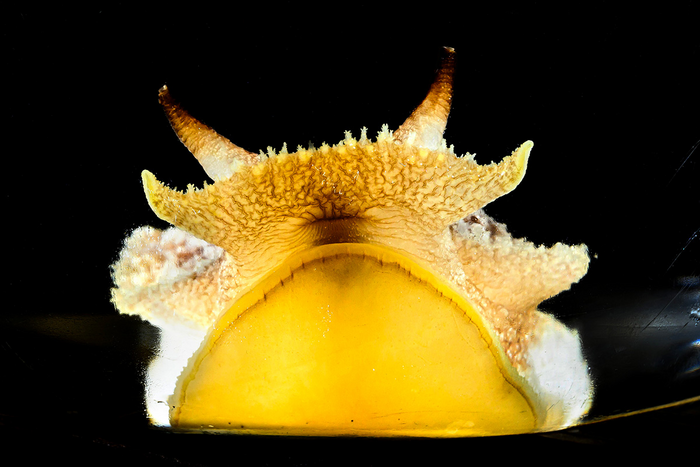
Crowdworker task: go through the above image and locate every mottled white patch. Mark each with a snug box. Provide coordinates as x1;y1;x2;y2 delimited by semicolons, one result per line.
145;318;207;426
523;313;593;429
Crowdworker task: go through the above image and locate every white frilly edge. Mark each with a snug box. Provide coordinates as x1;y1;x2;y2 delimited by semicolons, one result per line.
523;312;594;430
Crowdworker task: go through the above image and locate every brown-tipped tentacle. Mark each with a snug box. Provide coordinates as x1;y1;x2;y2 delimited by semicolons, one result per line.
159;86;260;181
393;47;455;150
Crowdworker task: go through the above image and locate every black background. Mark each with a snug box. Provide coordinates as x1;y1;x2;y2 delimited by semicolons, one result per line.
3;3;699;463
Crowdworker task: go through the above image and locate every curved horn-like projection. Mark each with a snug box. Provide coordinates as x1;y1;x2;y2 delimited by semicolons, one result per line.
141;140;533;256
437;140;533;227
159;86;260;181
393;47;455;150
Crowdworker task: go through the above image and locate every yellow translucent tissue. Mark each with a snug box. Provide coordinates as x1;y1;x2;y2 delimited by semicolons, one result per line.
171;244;537;436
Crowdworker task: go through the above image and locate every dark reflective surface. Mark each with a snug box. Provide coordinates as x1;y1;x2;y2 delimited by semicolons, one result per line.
5;3;699;463
566;283;700;420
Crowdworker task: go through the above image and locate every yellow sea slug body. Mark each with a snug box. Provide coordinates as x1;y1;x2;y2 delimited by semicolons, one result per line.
111;48;593;436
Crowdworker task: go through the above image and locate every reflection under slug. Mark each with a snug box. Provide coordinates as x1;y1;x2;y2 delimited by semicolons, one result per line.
560;279;700;421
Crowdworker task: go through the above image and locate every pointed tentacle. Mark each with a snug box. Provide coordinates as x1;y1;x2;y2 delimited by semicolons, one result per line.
141;170;243;250
451;210;590;314
393;47;455;150
159;86;260;181
433;140;532;228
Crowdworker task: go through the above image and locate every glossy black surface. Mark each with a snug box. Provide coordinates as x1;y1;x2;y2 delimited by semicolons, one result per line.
4;3;699;463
